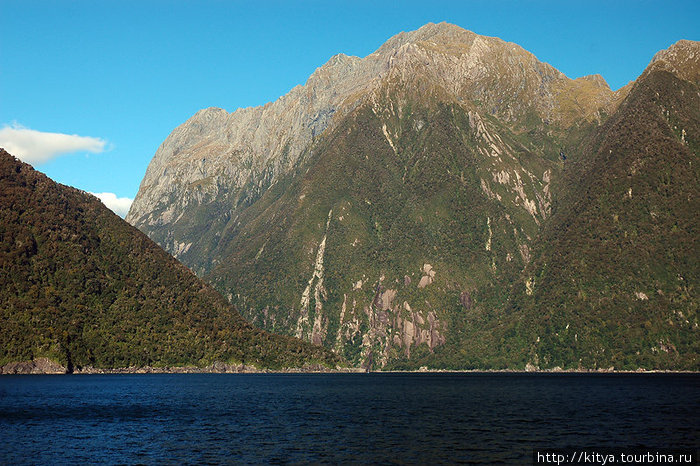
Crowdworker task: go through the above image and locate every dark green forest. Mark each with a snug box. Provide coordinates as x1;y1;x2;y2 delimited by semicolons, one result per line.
0;150;341;371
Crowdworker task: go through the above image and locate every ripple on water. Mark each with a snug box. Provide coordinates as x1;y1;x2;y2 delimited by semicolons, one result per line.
0;373;698;464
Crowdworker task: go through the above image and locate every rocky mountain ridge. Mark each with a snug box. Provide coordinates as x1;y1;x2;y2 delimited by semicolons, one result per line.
646;39;699;83
127;23;624;271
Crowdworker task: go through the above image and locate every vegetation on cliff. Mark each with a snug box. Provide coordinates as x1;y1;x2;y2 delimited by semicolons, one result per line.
493;67;699;370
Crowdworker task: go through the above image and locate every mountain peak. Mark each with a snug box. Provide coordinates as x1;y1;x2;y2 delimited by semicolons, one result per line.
371;22;477;58
647;39;700;84
576;74;610;89
414;21;471;37
125;24;699;371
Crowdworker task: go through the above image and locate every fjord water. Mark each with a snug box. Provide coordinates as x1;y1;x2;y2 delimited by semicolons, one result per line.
1;374;698;464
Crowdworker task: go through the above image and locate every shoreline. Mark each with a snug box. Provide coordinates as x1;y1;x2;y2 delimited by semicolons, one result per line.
1;358;698;375
0;358;365;375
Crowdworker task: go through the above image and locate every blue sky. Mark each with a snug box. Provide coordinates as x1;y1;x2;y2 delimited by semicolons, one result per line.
1;0;698;217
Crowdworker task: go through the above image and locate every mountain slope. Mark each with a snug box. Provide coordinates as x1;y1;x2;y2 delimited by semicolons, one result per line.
206;78;562;368
0;149;341;372
493;40;700;370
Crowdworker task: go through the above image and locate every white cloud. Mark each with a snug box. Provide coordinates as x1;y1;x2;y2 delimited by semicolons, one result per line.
89;192;133;218
0;123;107;165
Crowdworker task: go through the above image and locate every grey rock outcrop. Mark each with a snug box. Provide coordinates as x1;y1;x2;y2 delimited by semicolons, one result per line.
0;358;68;374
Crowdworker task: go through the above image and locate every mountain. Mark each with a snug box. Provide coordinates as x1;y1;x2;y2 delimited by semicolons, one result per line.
127;23;624;270
488;40;699;370
127;23;698;370
0;149;341;373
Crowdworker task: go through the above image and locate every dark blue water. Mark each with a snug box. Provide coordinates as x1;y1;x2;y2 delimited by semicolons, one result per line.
0;373;697;464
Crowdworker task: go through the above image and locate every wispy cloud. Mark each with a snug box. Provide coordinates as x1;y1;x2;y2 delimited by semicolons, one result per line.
0;123;107;165
89;192;133;218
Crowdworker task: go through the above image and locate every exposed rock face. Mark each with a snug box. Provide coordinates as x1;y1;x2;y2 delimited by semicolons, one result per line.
127;22;698;370
1;358;67;374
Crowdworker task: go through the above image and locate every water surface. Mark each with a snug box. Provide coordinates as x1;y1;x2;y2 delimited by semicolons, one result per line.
0;373;697;464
